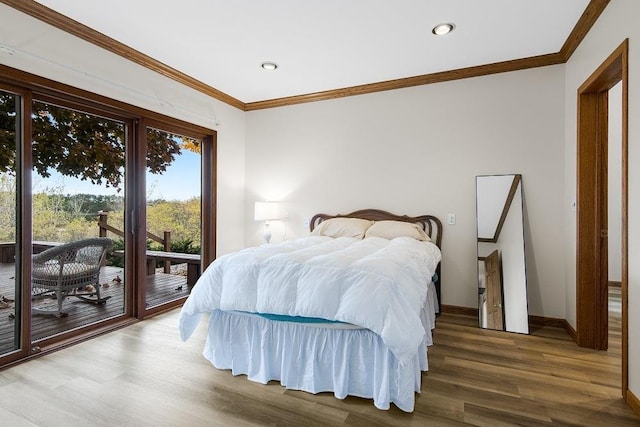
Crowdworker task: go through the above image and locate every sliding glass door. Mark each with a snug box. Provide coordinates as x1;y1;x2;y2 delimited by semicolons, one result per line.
0;65;216;368
0;89;22;358
30;99;128;342
144;127;202;310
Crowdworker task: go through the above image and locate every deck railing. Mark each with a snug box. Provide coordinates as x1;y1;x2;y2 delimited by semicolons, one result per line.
97;211;172;273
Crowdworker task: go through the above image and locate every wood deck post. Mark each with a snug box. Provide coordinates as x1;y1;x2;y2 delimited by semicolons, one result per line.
163;231;171;273
98;212;108;238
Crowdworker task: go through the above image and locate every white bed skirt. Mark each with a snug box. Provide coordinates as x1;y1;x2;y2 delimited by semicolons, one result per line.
201;285;437;412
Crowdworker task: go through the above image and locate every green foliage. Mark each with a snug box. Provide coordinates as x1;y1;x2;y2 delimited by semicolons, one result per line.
63;194;124;218
0;97;193;192
0;93;16;176
106;238;125;268
171;238;200;254
146;198;201;248
30;101;127;190
148;237;200;254
0;92;203;247
31;189;98;242
0;173;16;241
147;237;200;268
1;175;201;249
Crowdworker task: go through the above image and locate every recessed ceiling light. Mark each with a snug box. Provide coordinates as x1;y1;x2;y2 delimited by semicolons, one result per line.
432;23;455;36
261;61;278;70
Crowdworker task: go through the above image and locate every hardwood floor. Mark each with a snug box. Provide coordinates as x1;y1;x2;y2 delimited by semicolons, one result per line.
0;263;191;354
0;301;637;426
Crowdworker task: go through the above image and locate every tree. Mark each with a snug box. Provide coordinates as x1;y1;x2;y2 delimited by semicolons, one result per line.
0;96;200;191
0;173;16;241
146;197;201;245
0;93;17;176
181;139;201;154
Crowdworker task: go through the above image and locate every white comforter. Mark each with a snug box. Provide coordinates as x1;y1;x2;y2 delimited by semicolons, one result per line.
178;236;441;364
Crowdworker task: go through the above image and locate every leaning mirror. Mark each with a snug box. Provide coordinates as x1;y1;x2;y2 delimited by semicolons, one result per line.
476;174;528;334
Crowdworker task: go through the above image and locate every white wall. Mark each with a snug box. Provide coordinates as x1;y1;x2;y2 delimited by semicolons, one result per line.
609;82;622;283
0;4;247;256
245;65;566;316
563;0;640;398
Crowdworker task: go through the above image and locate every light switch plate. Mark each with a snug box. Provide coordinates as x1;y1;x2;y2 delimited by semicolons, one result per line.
447;213;456;225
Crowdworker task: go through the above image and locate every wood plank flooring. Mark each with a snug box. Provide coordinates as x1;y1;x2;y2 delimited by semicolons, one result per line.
0;291;637;426
0;263;191;354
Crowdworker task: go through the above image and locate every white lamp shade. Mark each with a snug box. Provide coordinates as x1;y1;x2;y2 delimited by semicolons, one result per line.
254;201;281;221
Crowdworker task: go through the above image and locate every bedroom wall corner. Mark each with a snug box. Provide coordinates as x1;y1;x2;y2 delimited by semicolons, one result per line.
244;65;566;318
563;0;640;399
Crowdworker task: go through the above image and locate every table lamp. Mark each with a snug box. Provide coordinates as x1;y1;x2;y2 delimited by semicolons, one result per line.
254;201;281;243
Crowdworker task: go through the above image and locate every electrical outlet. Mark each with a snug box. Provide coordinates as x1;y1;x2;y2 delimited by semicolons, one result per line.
447;213;456;225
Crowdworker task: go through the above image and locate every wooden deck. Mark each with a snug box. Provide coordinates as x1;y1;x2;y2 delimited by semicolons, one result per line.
0;262;191;355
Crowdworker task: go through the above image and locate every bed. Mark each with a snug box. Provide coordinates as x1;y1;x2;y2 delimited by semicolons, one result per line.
178;209;442;412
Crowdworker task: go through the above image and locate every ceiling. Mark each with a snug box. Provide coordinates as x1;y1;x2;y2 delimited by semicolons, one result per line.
11;1;597;108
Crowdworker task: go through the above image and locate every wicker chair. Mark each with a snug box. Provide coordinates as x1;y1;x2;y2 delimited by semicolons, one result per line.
32;237;113;316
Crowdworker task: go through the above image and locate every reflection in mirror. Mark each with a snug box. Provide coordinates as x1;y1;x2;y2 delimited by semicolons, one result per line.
476;174;528;334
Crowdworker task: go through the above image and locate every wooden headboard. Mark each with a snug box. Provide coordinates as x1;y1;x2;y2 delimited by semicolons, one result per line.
310;209;443;249
309;209;443;309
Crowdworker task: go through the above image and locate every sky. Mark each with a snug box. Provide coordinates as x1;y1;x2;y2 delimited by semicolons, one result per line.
33;148;201;201
146;149;201;201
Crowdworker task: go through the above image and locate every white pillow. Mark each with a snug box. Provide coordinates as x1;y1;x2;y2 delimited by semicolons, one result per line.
311;217;373;239
365;220;431;241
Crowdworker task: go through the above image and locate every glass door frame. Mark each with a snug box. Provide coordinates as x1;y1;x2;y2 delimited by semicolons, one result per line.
138;118;217;318
28;94;138;350
0;81;31;365
0;63;217;367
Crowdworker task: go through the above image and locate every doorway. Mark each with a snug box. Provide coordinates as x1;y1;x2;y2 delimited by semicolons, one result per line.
575;39;628;395
608;80;623;361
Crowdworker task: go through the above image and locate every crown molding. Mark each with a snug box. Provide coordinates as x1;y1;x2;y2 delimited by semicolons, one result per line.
245;53;565;111
246;0;610;110
2;0;610;111
0;0;245;110
560;0;611;61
